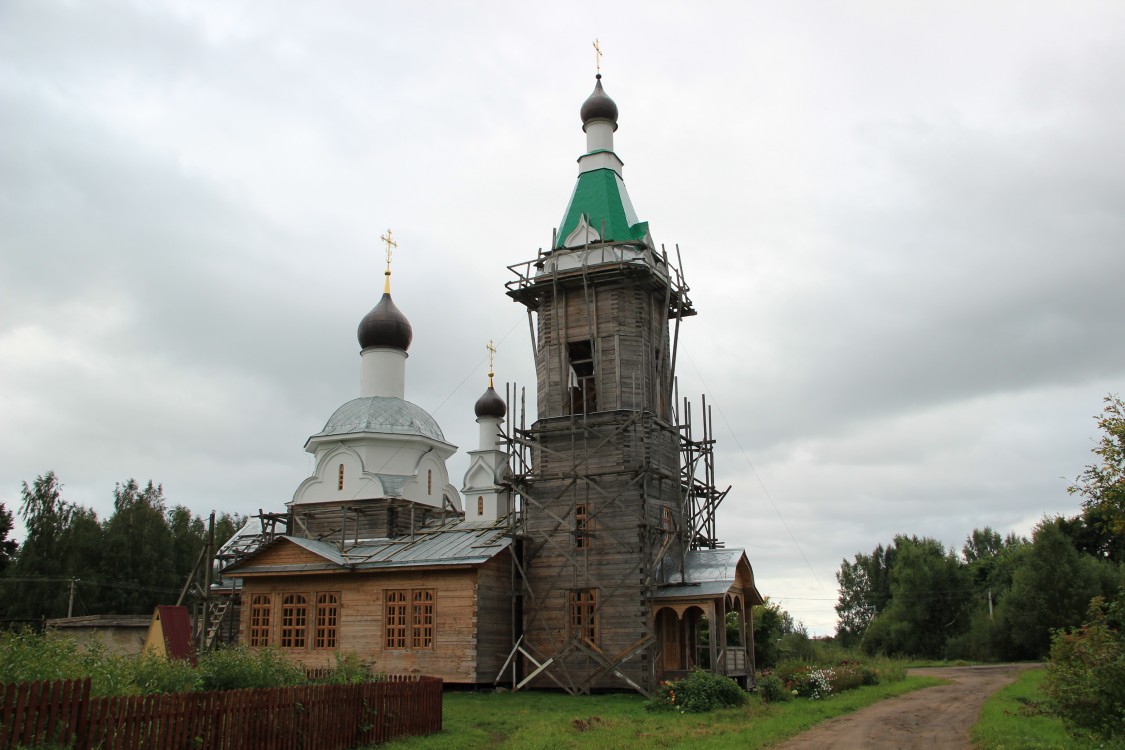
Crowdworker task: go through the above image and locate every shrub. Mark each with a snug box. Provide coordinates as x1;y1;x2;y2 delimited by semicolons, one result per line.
314;652;384;684
131;653;202;694
754;672;792;703
1043;596;1125;743
829;661;870;692
197;645;307;691
644;670;748;713
0;629;81;684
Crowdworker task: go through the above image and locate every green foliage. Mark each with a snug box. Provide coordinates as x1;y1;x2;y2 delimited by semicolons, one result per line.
973;666;1107;750
313;652;385;684
1043;595;1125;744
1069;394;1125;562
997;518;1123;659
754;673;792;703
4;472;246;622
6;472;104;620
0;630;137;696
752;598;800;669
98;480;177;615
644;669;747;713
0;503;17;576
197;645;307;691
131;653;202;694
834;543;895;646
861;536;971;658
0;628;83;684
778;631;817;663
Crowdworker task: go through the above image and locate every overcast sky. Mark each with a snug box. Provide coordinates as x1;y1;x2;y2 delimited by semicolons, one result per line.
2;1;1123;634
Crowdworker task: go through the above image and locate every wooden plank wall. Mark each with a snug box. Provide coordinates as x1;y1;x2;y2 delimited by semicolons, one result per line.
535;276;673;421
238;563;511;686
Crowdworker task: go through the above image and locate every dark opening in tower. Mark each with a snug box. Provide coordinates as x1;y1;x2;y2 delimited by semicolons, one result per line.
567;340;597;414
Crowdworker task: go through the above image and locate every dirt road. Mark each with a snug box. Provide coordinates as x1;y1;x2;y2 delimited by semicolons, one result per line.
773;664;1036;750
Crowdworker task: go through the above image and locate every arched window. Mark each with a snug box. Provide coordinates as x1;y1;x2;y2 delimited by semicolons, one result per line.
412;589;435;649
280;594;308;649
315;593;339;649
249;594;271;647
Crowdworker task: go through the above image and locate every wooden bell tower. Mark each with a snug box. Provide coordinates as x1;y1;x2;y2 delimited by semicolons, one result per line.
504;71;698;694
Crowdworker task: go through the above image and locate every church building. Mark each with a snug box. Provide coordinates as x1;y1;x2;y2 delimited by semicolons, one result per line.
222;71;762;695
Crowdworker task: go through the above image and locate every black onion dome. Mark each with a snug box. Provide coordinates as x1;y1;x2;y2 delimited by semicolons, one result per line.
580;74;618;131
474;385;507;419
357;293;413;351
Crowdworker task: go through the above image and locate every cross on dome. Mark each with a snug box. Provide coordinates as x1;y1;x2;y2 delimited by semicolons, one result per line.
487;339;497;387
380;228;398;293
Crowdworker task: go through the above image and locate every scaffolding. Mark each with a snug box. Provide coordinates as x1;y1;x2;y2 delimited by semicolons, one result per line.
495;241;732;695
177;510;289;652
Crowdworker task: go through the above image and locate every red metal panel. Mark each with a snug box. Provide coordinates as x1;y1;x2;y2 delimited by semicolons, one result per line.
154;605;197;664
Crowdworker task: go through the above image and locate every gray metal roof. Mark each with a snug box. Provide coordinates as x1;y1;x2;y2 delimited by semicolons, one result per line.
653;548;749;600
224;518;510;575
342;519;510;569
313;396;445;442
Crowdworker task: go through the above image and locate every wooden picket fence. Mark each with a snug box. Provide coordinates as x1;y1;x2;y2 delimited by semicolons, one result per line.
0;675;442;749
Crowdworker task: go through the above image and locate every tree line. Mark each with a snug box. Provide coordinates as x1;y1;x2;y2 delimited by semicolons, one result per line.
0;471;243;624
835;395;1125;660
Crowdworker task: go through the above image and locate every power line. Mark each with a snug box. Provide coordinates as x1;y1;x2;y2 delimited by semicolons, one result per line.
683;353;832;602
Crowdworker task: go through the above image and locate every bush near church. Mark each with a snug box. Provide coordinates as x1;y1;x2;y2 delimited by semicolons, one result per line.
645;669;748;713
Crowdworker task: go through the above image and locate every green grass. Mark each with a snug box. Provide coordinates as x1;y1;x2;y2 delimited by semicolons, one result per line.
376;676;940;750
971;666;1111;750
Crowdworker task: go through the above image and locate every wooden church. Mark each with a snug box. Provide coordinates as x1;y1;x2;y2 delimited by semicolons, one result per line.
222;71;762;696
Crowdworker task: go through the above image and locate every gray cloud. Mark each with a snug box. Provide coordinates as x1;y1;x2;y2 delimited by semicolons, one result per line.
2;0;1122;633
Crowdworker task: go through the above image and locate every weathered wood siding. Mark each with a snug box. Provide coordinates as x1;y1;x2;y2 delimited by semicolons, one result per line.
534;271;673;421
518;256;687;693
473;555;515;683
237;557;512;685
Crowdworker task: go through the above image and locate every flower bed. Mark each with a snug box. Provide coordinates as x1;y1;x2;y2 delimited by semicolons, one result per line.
760;660;880;702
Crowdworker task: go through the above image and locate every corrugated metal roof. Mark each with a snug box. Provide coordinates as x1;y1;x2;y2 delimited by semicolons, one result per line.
224;519;511;575
653;548;748;600
343;519;511;569
154;605;197;664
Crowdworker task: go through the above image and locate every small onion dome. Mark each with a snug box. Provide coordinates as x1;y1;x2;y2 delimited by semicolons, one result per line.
580;74;618;132
474;385;507;419
357;293;413;351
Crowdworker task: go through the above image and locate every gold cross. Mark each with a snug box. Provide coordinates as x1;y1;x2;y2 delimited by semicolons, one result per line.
593;39;603;74
486;339;497;386
380;229;398;293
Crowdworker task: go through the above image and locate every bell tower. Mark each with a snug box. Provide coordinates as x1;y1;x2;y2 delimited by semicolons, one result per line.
506;73;696;694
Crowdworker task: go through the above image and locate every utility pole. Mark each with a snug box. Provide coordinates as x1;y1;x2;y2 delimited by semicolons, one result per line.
988;589;994;622
67;577;76;618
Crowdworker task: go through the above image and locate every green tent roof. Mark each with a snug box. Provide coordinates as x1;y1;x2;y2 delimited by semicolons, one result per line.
556;167;649;249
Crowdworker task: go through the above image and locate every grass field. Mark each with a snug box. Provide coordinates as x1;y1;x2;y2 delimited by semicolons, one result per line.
971;666;1108;750
376;676;940;750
